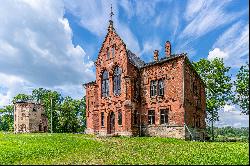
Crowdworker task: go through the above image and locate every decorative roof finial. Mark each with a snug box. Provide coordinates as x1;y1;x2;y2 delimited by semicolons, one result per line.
110;4;114;22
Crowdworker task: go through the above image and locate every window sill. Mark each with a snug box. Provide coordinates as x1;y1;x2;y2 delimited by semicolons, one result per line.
102;96;111;100
114;94;121;97
106;57;114;61
159;123;169;126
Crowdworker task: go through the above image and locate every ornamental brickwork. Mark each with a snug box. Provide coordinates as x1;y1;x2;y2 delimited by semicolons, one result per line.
84;20;206;140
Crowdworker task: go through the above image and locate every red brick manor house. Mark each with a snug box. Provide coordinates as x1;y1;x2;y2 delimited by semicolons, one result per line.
84;18;206;140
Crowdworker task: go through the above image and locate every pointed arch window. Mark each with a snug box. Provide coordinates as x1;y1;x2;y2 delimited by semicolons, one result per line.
107;48;110;59
102;70;109;97
112;46;115;57
113;66;122;95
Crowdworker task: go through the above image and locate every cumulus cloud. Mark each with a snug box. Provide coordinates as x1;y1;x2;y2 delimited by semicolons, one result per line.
208;48;229;60
0;0;95;107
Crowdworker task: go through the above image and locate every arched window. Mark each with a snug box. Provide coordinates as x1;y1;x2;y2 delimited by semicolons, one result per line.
112;46;115;57
102;70;109;97
113;66;122;95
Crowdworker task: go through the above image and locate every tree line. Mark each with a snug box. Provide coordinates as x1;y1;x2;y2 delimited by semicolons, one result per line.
0;58;249;139
0;88;86;133
207;126;249;142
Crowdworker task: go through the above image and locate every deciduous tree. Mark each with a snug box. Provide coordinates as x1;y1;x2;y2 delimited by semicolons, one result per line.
192;58;233;141
234;63;249;115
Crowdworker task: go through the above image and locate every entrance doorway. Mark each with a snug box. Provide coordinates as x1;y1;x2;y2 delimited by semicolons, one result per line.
108;111;115;134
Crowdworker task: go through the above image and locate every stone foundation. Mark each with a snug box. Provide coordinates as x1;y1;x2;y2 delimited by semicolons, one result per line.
144;125;185;139
84;128;95;134
185;127;206;141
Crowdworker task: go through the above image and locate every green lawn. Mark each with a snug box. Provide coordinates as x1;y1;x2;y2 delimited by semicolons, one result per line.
0;132;248;165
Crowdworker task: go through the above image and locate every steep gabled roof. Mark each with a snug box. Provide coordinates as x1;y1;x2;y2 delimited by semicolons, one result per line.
126;49;145;69
142;54;186;68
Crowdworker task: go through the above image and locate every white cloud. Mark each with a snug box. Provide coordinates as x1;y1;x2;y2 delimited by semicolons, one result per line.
180;0;246;40
184;0;206;21
0;0;95;107
211;21;249;68
208;48;229;60
215;105;249;128
140;38;162;58
119;0;134;19
134;1;158;23
64;0;112;37
64;0;141;54
0;73;27;106
117;23;140;54
223;104;236;112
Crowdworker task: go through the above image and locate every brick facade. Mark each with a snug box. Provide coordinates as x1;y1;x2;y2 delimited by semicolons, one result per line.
84;20;206;140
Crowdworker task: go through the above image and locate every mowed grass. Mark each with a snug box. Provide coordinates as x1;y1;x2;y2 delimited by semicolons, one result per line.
0;132;248;165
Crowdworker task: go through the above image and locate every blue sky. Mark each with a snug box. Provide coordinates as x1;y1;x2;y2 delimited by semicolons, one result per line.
0;0;249;127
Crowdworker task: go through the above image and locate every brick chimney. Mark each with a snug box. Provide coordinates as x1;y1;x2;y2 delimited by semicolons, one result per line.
154;50;159;61
165;41;171;58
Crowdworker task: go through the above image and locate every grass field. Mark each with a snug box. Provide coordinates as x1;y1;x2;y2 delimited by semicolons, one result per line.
0;132;248;165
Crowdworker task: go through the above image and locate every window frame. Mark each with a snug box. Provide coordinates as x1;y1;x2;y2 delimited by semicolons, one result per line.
102;70;109;97
148;110;155;125
160;109;169;125
158;79;164;96
111;46;115;58
150;80;157;97
113;66;122;96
